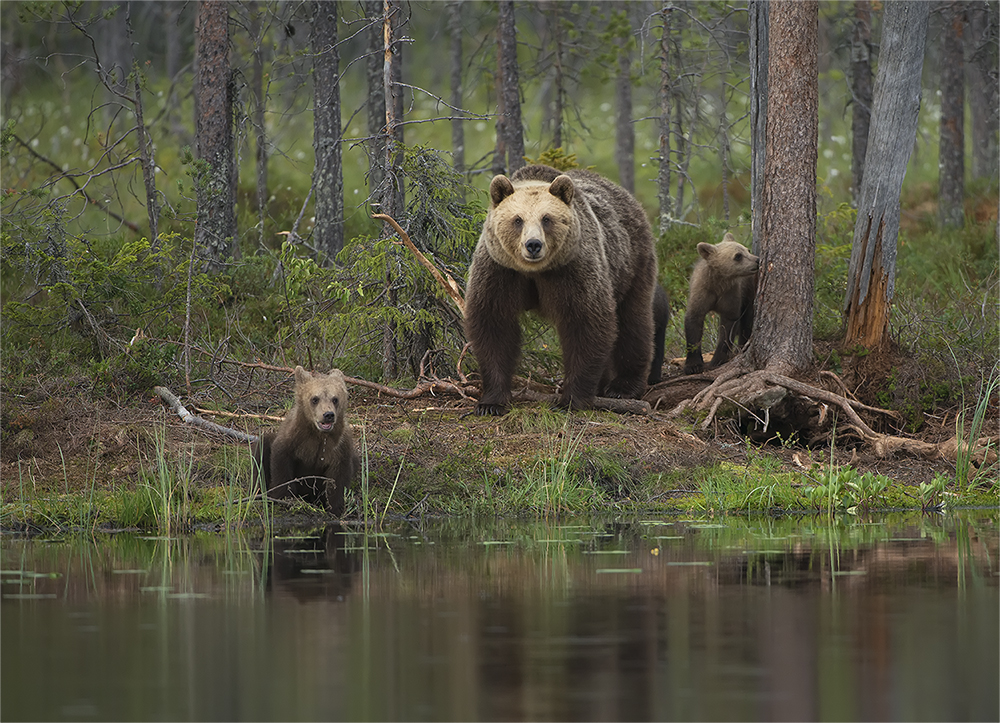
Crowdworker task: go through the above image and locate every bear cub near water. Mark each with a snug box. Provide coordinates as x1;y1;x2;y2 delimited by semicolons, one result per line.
683;233;759;375
464;164;658;415
252;366;359;515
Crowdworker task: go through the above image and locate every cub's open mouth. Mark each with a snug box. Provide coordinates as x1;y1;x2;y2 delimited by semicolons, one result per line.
317;421;335;431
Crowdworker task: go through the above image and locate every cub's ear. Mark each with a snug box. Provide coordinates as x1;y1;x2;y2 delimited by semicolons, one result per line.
489;175;515;208
294;365;311;385
722;232;736;243
696;242;715;260
548;175;574;206
327;368;345;382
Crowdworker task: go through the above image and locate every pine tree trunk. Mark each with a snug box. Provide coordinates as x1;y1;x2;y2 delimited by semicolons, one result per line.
615;21;635;194
250;1;269;243
312;0;344;263
384;0;405;219
365;0;386;208
748;0;818;377
194;0;237;272
966;2;999;181
749;0;768;255
850;0;872;208
938;0;965;229
844;0;929;349
497;0;524;174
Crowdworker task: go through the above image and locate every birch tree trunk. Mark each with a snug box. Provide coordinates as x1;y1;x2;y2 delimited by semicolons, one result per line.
312;0;344;262
748;0;817;377
194;0;237;272
844;0;929;349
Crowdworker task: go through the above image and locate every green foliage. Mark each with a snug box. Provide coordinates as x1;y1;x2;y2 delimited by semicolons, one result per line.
522;147;581;172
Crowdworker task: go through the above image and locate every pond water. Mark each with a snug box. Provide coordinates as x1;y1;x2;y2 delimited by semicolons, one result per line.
2;512;997;722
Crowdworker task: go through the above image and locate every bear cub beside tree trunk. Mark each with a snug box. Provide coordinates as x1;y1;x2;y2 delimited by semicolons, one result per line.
683;233;759;375
252;366;360;515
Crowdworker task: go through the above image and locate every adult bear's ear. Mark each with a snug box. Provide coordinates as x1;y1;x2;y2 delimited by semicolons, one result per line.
489;175;515;208
548;175;574;206
696;242;715;260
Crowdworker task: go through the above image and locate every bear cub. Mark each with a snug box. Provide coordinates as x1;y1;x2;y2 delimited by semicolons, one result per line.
683;233;759;375
464;164;658;415
252;366;359;515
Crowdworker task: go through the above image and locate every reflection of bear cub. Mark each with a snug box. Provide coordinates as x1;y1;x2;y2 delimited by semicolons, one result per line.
252;366;359;515
465;164;657;415
683;233;759;375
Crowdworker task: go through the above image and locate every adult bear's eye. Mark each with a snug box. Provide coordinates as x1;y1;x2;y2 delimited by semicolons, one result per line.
332;397;339;406
513;216;523;228
735;253;743;261
311;396;320;406
542;215;551;227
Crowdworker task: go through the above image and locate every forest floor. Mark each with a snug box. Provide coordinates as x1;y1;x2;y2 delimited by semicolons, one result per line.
3;342;989;532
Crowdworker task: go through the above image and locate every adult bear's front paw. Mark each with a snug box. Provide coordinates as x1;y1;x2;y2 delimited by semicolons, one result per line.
473;401;508;416
603;377;646;400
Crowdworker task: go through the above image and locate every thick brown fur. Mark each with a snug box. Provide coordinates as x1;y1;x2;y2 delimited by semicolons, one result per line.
252;366;360;515
683;233;759;375
465;164;657;415
649;284;670;384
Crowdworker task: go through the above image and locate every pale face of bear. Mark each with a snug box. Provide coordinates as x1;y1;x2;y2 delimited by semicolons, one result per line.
294;366;348;433
485;174;580;273
696;233;759;278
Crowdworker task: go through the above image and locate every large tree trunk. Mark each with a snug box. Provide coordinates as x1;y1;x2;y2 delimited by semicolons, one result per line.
614;10;635;194
748;0;768;255
844;1;929;349
966;2;999;181
748;0;817;377
447;0;465;188
850;0;872;208
938;0;966;229
194;0;237;272
496;0;524;174
312;0;344;263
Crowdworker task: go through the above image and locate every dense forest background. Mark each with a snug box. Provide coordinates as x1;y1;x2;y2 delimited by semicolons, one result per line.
1;1;997;424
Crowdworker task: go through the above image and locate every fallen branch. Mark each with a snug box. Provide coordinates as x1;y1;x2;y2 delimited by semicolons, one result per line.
516;390;651;416
372;213;466;316
153;386;259;443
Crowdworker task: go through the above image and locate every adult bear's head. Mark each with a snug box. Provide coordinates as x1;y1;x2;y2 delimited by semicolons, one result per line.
483;173;582;273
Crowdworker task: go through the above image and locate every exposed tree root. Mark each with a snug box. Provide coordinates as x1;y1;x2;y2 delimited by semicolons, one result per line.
663;365;995;464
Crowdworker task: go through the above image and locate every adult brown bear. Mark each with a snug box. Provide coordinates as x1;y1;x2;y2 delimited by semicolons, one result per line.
465;164;657;415
252;367;359;515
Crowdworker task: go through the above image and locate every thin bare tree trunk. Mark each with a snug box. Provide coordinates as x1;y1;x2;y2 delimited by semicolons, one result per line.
850;0;872;208
365;0;386;206
966;2;999;180
938;0;966;229
615;13;635;193
447;0;465;188
844;0;929;349
250;1;269;244
749;0;818;377
312;0;344;263
749;0;768;255
657;1;673;234
126;5;159;247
